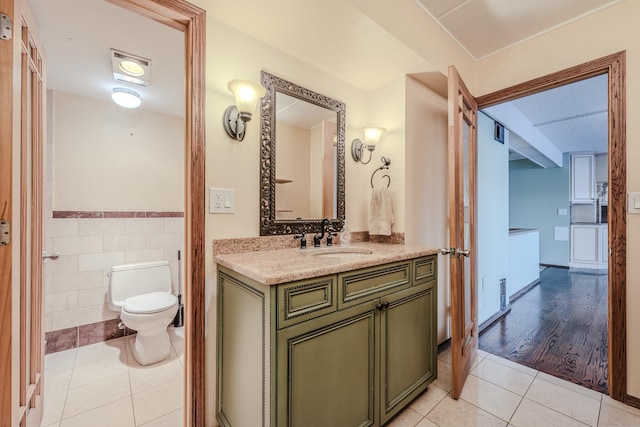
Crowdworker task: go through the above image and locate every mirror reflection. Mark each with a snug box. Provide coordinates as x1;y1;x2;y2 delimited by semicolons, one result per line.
260;70;345;236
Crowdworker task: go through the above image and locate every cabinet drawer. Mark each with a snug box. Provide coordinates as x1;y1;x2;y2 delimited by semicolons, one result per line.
414;256;436;284
338;261;411;309
277;276;337;328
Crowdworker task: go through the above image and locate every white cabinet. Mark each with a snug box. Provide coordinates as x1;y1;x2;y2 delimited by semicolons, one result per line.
570;224;608;270
571;154;596;203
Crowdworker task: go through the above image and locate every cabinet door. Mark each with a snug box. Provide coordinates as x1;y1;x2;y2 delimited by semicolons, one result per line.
277;304;377;427
571;225;599;264
379;286;436;425
571;154;596;203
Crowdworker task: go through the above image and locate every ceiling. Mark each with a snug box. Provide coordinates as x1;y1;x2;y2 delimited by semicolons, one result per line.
414;0;622;60
26;0;610;162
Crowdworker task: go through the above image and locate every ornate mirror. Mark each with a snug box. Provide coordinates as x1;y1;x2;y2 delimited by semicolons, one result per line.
260;70;345;235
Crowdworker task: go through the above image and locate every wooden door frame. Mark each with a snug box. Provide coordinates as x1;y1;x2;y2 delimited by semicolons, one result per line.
476;51;627;402
106;0;206;424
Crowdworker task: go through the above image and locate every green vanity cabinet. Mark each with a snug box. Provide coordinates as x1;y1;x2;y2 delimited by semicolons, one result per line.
217;254;437;427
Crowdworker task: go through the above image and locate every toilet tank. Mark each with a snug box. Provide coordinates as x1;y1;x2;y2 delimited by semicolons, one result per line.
108;260;172;311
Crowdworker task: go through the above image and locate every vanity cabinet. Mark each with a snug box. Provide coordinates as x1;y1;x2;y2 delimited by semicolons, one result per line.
217;255;437;427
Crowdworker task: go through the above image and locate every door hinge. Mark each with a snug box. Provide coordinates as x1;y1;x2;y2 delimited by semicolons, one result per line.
0;220;9;245
1;14;12;40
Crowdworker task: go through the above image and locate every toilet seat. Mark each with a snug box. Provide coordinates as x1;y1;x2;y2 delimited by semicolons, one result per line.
123;291;177;314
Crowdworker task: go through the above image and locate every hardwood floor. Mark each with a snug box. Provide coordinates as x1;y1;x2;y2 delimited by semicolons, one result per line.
479;267;608;393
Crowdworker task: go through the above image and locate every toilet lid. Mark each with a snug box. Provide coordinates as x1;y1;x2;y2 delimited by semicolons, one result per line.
123;292;178;314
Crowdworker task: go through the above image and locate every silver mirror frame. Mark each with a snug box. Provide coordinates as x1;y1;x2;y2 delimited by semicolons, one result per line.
259;70;345;235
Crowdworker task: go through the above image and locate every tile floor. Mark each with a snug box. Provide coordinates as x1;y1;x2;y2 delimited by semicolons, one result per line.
41;334;640;427
41;327;184;427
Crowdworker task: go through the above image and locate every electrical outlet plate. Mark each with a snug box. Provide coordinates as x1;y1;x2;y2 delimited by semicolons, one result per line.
209;187;235;214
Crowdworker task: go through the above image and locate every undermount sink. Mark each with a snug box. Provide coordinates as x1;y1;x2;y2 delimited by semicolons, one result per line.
310;246;374;258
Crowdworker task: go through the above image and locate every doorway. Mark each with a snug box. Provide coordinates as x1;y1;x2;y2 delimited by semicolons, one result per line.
475;52;626;401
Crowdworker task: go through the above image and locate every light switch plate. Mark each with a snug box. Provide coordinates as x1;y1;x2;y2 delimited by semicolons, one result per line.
629;193;640;214
210;187;235;214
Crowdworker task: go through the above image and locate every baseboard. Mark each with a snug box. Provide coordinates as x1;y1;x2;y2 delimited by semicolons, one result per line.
509;278;541;303
478;306;512;334
627;394;640;409
437;339;451;354
540;263;569;269
44;318;135;354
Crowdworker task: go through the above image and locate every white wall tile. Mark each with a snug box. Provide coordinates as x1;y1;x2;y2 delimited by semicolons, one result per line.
78;252;125;272
46;291;78;314
53;235;104;255
103;234;146;251
53;270;105;293
124;249;164;264
45;255;79;274
44;313;53;333
78;287;108;308
146;232;183;249
52;304;116;331
163;218;184;233
47;219;78;237
78;218;125;236
125;218;163;234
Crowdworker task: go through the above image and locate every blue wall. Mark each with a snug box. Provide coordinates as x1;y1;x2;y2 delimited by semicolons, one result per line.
509;153;570;266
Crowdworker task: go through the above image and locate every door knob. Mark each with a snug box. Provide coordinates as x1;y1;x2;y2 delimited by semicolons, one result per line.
42;251;60;260
440;247;455;256
456;248;470;258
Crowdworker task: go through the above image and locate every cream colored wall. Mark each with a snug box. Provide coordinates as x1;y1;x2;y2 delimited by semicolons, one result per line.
475;0;640;397
275;122;311;219
52;92;184;211
404;76;450;344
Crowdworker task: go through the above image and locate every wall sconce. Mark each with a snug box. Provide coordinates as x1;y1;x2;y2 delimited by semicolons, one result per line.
223;79;266;142
351;127;385;164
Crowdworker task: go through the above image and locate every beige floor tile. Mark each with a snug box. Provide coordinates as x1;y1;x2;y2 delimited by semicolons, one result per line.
41;423;61;427
437;346;452;364
459;374;522;421
41;390;67;427
74;337;128;367
68;353;129;388
60;397;135;427
524;377;600;426
510;398;589;427
433;360;452;392
132;378;183;425
139;408;183;426
486;354;539;377
598;402;640;426
170;338;184;368
410;385;448;416
44;349;78;372
601;395;640;417
535;371;603;402
471;358;535;396
44;368;73;396
128;356;183;395
387;407;424;426
426;395;507;427
62;373;131;419
416;418;439;427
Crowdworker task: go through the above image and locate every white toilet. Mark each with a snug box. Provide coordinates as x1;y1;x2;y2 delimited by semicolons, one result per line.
108;260;178;365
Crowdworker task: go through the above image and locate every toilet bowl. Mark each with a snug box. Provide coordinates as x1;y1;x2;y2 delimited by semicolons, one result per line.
108;261;178;365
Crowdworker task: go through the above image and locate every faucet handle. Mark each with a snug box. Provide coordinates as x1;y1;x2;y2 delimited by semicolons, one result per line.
326;231;338;246
294;234;307;249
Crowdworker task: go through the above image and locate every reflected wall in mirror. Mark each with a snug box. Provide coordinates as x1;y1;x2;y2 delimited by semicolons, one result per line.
260;70;345;235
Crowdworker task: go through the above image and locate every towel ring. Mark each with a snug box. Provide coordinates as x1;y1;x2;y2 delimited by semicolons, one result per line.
371;157;391;188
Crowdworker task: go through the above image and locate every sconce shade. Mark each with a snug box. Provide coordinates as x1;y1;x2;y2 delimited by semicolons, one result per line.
224;79;266;141
363;127;385;145
228;79;266;118
111;87;141;109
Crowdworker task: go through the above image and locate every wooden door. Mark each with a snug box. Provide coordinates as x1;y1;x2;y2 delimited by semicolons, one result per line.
0;0;45;425
446;65;478;399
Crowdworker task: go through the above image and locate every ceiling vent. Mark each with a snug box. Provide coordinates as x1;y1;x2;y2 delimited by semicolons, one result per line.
111;49;151;86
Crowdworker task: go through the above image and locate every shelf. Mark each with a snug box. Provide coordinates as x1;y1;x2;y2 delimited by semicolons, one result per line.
276;178;292;184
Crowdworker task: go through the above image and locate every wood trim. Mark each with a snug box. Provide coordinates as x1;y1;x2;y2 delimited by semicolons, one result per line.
476;51;627;401
110;1;206;426
626;394;640;410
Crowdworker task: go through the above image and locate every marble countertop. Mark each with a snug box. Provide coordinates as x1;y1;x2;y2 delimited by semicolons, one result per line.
214;242;439;285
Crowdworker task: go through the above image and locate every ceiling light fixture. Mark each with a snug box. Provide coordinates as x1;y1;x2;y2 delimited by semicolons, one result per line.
111;87;141;109
111;49;151;86
223;79;266;142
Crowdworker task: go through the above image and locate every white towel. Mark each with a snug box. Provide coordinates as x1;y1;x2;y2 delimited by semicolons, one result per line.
369;187;394;236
